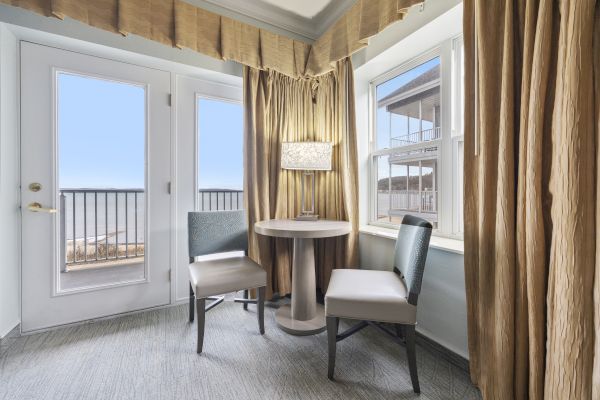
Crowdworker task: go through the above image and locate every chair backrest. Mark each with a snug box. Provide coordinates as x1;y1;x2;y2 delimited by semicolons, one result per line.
188;210;248;259
393;214;433;305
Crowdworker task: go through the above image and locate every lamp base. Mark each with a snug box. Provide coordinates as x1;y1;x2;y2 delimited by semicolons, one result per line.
295;214;319;221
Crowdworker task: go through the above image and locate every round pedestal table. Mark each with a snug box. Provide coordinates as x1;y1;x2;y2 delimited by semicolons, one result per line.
254;219;351;336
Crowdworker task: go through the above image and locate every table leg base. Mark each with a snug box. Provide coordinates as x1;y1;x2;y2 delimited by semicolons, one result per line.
275;304;326;336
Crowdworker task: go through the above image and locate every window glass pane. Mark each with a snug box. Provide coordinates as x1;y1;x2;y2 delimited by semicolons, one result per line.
57;72;146;291
197;98;244;211
376;57;441;150
374;147;439;229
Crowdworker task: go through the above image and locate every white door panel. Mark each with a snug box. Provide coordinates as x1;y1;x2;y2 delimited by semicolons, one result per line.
21;42;171;332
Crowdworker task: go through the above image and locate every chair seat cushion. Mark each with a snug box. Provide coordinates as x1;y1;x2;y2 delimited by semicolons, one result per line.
325;269;416;324
189;256;266;298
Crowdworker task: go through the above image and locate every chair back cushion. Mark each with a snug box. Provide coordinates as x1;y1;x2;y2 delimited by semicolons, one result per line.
393;215;432;298
188;210;248;258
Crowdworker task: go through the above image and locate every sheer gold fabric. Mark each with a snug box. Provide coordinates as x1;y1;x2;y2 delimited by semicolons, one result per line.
0;0;420;77
464;0;600;398
243;59;359;298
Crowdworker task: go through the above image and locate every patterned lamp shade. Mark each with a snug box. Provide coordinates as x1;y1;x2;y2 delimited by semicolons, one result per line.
280;142;333;171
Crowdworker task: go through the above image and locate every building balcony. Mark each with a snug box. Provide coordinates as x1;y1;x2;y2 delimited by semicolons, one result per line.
390;127;441;148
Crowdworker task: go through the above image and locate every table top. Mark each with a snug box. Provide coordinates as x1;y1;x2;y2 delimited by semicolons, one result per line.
254;219;352;239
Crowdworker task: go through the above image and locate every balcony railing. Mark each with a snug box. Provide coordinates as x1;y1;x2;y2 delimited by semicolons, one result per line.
60;189;145;270
199;189;244;211
390;127;441;148
60;188;244;271
377;190;438;214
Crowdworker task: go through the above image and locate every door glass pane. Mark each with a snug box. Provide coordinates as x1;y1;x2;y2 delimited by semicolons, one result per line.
197;98;244;211
57;72;146;292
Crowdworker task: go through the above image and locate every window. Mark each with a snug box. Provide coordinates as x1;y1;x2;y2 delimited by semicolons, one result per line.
370;37;464;237
197;97;244;211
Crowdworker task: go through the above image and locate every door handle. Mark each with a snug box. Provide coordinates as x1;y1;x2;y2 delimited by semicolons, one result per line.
27;202;57;213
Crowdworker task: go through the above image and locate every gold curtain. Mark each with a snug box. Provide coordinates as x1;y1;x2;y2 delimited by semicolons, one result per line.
0;0;420;78
464;0;600;399
243;58;359;298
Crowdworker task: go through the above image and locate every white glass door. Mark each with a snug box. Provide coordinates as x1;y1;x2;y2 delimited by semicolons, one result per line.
20;42;171;332
174;76;242;302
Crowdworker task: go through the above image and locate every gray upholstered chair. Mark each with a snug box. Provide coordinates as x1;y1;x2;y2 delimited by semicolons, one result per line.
188;210;267;353
324;214;432;393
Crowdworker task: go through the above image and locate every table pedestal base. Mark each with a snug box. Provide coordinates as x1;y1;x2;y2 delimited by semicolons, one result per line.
275;304;326;336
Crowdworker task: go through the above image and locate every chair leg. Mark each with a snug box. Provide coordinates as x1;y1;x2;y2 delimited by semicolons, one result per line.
196;298;206;354
257;286;265;334
405;324;420;393
327;316;338;380
243;289;249;311
189;283;195;322
395;323;403;339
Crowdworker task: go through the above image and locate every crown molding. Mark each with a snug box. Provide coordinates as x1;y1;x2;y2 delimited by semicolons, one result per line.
200;0;356;42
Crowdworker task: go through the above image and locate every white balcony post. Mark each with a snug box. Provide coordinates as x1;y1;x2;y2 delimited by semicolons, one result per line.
389;111;392;148
418;160;422;214
418;99;423;142
432;105;436;140
433;162;437;211
406;164;409;209
388;161;392;222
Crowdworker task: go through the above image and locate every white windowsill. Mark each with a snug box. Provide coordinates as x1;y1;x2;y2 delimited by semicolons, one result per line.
359;225;464;255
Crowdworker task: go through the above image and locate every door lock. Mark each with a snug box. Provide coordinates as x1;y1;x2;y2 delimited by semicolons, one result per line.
29;182;42;192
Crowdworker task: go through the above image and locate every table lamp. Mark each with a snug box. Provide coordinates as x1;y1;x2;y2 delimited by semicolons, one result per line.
281;141;332;221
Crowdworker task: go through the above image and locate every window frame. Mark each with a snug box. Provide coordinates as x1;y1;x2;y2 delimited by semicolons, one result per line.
368;37;463;238
451;35;465;236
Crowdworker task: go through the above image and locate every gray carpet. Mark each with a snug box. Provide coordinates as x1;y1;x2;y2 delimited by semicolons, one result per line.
0;300;480;400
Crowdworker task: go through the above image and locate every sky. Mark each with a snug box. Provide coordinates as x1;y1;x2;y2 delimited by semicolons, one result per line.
197;98;243;190
58;73;145;189
58;73;243;191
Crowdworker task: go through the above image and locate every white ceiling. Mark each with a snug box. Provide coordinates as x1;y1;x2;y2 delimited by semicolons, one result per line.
201;0;357;41
259;0;334;19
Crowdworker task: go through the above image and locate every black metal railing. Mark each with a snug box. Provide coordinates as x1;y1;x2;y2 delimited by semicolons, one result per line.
198;189;244;211
60;189;145;269
60;188;244;270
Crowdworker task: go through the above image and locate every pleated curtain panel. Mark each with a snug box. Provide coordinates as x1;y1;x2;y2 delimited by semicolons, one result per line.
464;0;600;399
244;60;359;298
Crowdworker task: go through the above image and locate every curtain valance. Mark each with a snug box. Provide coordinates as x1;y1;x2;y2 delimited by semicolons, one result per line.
0;0;422;78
